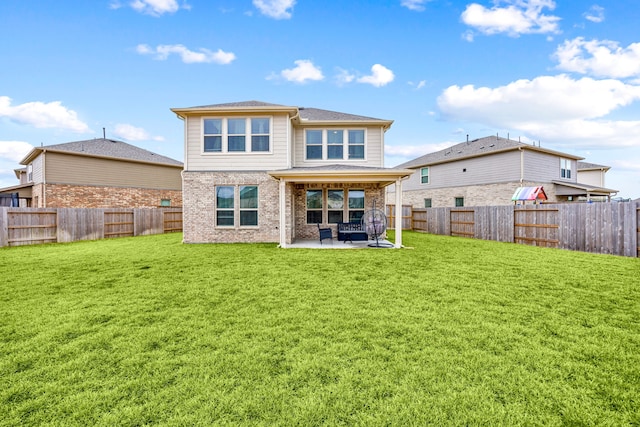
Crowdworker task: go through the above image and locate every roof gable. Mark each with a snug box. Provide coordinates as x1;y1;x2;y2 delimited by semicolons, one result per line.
21;138;183;167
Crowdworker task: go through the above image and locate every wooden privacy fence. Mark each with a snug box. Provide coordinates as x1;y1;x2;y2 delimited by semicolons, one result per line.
0;208;182;247
388;201;640;258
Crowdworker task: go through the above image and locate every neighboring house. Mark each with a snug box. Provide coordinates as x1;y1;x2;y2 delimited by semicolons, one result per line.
0;138;183;208
388;135;617;208
170;100;413;247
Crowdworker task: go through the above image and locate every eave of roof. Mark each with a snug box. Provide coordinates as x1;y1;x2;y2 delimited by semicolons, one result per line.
552;180;618;194
171;100;298;118
268;165;413;186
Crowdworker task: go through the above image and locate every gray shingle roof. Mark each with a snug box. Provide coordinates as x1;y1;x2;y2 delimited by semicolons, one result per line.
397;136;582;169
188;100;289;109
298;107;387;122
577;161;610;170
36;138;183;166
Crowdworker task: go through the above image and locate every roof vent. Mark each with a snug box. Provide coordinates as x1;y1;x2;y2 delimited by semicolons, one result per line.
489;144;495;147
480;146;485;149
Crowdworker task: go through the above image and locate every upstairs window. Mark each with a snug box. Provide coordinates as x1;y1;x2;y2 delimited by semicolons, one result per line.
560;158;572;179
227;119;246;152
348;130;365;159
327;130;344;159
421;167;429;184
203;117;271;153
305;129;366;161
306;130;323;160
251;118;270;152
204;119;222;152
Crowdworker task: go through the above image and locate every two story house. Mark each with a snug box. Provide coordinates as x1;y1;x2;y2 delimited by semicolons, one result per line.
171;101;413;248
388;135;617;208
0;138;183;208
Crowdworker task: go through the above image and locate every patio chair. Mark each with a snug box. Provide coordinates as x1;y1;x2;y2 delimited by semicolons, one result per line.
317;223;333;244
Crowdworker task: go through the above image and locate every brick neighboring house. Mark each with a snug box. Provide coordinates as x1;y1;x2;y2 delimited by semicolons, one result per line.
388;135;618;208
0;138;183;208
171;100;413;247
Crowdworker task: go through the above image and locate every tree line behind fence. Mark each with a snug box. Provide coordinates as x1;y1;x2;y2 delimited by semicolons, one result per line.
387;201;640;258
0;208;182;247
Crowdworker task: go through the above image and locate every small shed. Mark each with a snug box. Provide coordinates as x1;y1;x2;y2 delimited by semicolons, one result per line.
512;186;548;204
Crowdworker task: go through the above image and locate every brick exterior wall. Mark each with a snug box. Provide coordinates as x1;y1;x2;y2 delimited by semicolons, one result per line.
182;171;284;244
398;181;561;208
182;171;387;243
38;184;182;208
293;183;385;240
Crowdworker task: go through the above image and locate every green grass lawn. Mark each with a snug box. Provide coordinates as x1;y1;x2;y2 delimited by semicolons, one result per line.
1;232;639;426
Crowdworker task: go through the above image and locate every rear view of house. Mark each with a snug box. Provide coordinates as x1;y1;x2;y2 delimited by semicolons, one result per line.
171;101;412;247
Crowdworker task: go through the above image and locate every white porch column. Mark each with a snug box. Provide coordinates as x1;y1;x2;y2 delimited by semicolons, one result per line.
279;179;287;248
394;178;403;248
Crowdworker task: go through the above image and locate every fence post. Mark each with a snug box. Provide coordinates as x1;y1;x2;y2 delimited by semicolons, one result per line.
0;208;7;247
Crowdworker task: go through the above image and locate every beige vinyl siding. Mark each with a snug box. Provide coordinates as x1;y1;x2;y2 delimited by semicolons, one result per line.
293;126;384;168
31;155;43;184
522;150;573;182
44;152;182;189
185;113;290;171
577;169;605;187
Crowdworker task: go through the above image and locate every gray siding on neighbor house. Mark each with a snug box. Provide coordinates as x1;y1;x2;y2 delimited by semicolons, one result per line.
522;150;574;183
185;113;290;171
400;150;522;192
44;152;182;190
292;126;384;168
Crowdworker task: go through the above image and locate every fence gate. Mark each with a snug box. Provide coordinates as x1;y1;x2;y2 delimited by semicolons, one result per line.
163;210;183;233
514;207;559;248
104;210;134;238
450;209;475;238
6;210;57;246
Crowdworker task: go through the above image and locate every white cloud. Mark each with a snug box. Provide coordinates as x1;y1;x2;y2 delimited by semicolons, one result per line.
0;96;90;133
0;141;34;188
461;0;561;38
334;68;356;86
0;141;34;162
357;64;395;87
113;124;164;142
409;80;427;90
554;38;640;79
437;74;640;148
279;60;324;83
253;0;295;19
136;44;236;64
129;0;188;16
386;143;450;158
401;0;429;12
584;5;605;23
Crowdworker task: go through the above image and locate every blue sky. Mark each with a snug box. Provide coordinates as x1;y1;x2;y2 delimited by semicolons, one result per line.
1;0;639;198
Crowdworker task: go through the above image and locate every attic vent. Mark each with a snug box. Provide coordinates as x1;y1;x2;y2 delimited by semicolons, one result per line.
471;138;479;142
480;146;485;149
489;144;495;147
457;151;462;154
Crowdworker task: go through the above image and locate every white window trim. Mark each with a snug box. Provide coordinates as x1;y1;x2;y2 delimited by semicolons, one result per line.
560;158;572;179
304;128;367;161
215;185;259;229
420;167;429;185
202;116;273;155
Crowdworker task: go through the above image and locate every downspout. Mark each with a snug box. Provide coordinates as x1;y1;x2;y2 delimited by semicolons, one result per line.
288;110;299;169
519;147;524;185
42;151;46;207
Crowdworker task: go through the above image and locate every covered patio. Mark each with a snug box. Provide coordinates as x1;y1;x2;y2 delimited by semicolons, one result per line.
269;165;413;248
